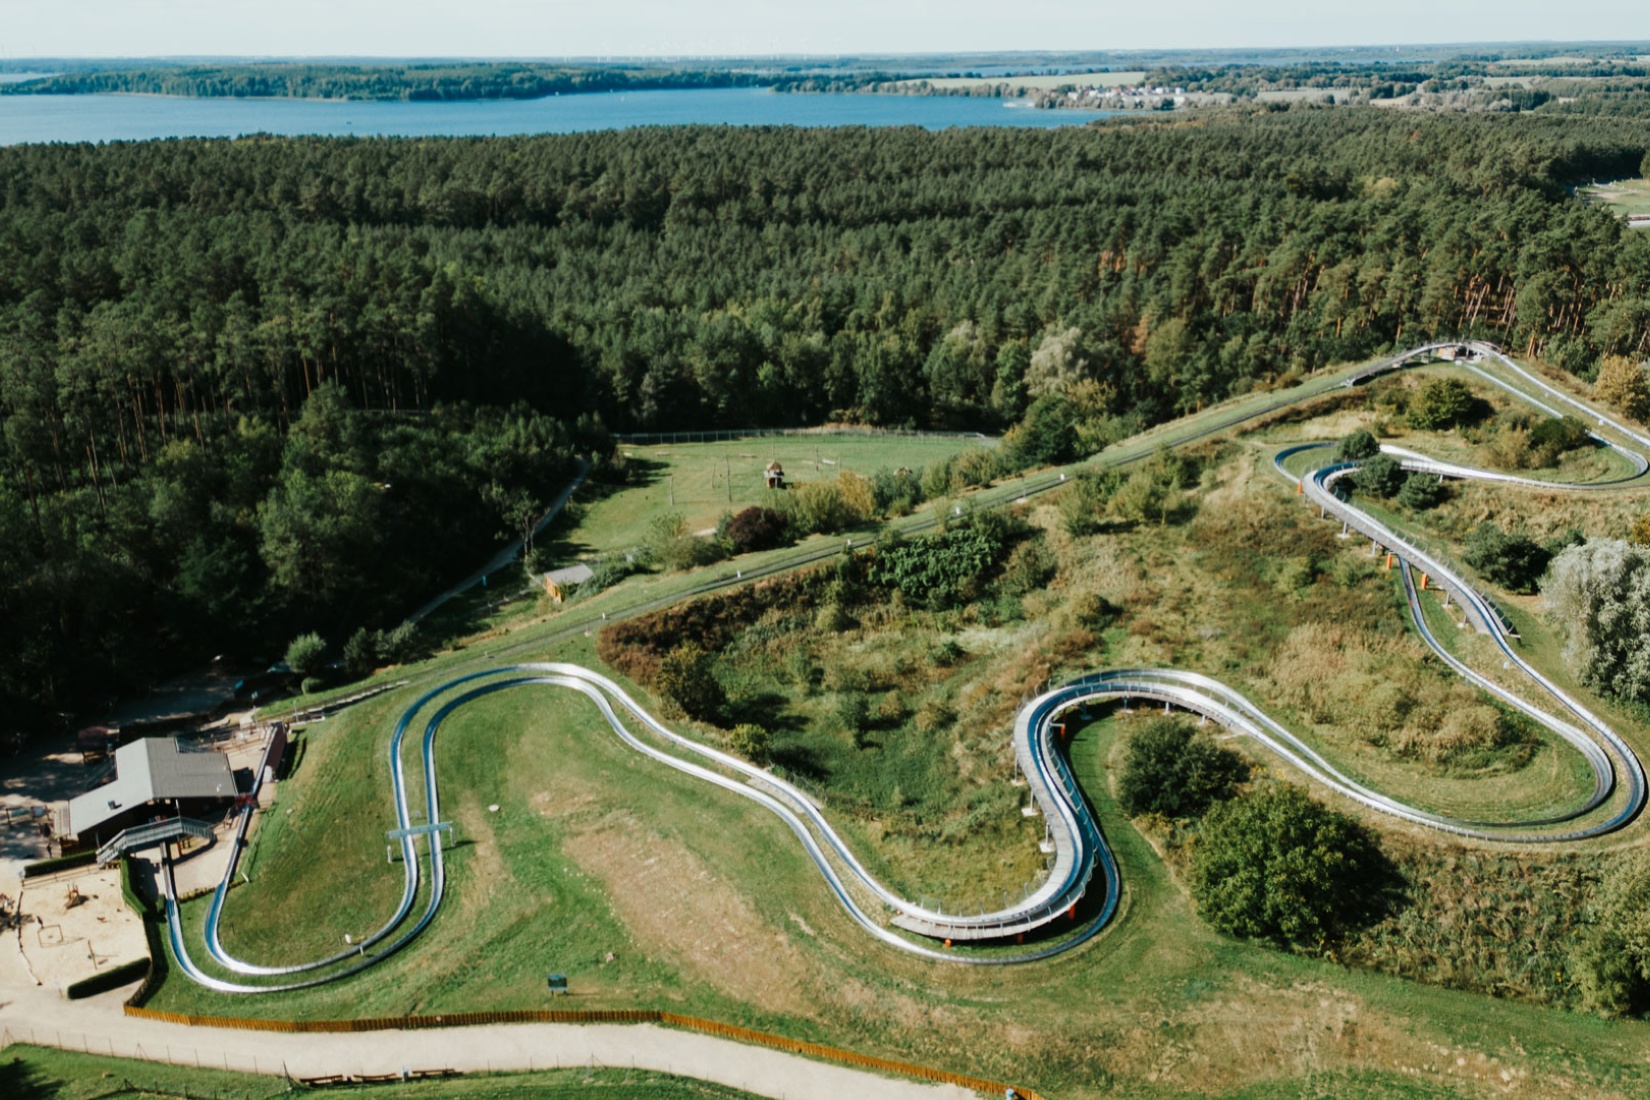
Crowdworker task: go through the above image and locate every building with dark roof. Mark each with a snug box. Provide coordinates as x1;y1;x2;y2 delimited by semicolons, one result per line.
63;737;239;846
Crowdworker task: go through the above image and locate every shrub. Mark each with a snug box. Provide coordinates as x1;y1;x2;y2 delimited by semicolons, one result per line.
598;570;819;681
284;631;327;676
655;642;726;725
723;506;789;554
949;447;1001;489
913;698;955;733
1396;471;1447;510
1571;849;1650;1015
834;693;870;734
1116;718;1249;819
1545;539;1650;701
867;527;1005;608
1003;394;1077;468
1058;468;1124;536
645;511;722;571
1529;416;1593;465
814;602;851;633
570;556;637;601
789;480;860;534
385;621;421;662
344;620;422;677
1109;452;1194;525
1068;591;1121;630
836;471;878;522
871;466;925;514
22;850;96;878
66;957;150;1000
875;690;906;723
1592;354;1650;421
1407;377;1483;430
1190;785;1397;947
727;723;771;763
300;676;326;695
1336;429;1380;462
998;538;1057;597
1353;454;1406;497
343;627;377;678
1462;522;1550;594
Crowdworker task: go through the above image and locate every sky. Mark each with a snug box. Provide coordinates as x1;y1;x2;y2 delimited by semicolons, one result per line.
2;0;1646;59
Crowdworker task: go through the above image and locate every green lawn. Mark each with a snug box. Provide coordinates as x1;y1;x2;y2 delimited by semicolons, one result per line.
0;1044;759;1099
1582;177;1650;218
563;435;992;559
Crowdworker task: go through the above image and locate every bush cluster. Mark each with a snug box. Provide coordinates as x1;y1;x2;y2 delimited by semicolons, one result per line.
1116;718;1249;819
1462;522;1551;594
867;526;1006;608
1189;784;1398;947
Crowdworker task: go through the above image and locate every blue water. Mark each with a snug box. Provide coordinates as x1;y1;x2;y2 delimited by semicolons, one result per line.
0;87;1110;145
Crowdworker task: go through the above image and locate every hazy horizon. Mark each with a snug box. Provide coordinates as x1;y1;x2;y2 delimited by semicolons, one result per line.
5;2;1647;60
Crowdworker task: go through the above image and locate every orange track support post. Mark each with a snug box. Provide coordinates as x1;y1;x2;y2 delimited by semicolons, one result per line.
1384;553;1394;571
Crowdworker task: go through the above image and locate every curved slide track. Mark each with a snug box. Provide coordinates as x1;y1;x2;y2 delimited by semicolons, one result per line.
165;343;1649;992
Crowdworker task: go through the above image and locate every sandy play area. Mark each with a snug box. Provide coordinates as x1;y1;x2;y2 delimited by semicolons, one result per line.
13;866;147;995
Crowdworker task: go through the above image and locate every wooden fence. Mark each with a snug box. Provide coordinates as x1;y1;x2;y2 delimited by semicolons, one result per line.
124;1004;1042;1098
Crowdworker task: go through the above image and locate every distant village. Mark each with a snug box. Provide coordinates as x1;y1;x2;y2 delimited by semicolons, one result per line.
1040;82;1222;110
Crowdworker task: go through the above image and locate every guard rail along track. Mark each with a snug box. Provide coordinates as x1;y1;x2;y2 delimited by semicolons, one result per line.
162;340;1646;992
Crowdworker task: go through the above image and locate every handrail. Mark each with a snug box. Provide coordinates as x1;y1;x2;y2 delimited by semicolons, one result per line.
97;817;215;865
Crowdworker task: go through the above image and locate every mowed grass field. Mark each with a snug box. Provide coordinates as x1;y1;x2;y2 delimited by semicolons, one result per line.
1582;177;1650;218
0;1045;760;1099
159;676;1650;1097
565;435;991;557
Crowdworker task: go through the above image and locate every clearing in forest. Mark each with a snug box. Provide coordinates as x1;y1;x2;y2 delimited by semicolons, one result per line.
1581;177;1650;219
565;434;992;557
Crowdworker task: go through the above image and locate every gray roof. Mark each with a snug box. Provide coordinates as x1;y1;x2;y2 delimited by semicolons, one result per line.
65;737;237;838
546;564;594;586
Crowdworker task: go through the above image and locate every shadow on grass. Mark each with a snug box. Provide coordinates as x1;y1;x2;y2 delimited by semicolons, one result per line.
724;692;806;734
535;456;668;564
0;1058;54;1100
768;744;830;785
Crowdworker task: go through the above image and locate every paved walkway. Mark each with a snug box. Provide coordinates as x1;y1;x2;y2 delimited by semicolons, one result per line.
407;458;590;624
0;941;975;1100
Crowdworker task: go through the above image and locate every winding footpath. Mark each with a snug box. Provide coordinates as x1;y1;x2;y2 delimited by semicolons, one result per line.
161;342;1649;995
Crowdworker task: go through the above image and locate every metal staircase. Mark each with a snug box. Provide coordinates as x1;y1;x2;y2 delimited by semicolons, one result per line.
97;817;215;865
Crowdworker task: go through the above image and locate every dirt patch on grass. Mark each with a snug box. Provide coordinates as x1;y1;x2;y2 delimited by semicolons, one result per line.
1100;976;1519;1094
451;794;512;925
561;812;815;1017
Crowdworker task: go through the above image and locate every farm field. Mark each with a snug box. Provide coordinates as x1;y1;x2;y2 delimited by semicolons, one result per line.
145;353;1650;1098
563;435;993;559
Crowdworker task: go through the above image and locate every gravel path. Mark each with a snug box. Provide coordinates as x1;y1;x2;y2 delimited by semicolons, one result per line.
0;945;975;1100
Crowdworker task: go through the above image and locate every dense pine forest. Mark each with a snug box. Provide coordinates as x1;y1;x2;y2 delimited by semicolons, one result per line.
3;107;1650;726
0;63;770;102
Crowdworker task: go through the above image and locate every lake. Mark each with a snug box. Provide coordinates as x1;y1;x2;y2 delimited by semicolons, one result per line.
0;87;1112;145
